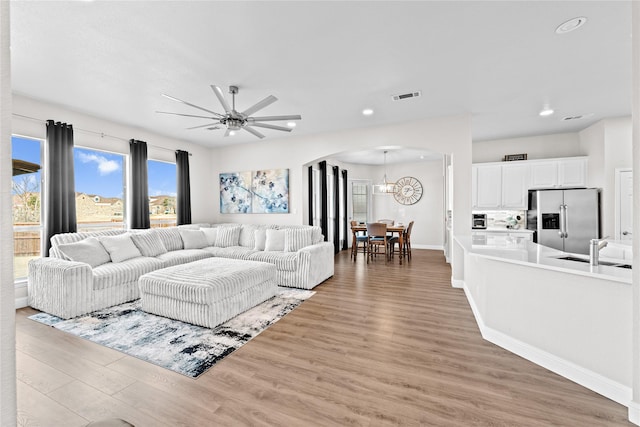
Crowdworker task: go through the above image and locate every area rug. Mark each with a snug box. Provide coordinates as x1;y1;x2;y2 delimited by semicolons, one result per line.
29;287;314;378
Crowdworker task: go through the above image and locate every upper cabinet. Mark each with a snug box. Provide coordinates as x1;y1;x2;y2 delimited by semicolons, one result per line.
529;157;587;189
472;157;588;210
472;162;529;210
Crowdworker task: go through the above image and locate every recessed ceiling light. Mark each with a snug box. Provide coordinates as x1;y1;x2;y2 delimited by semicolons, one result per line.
539;107;554;117
362;108;374;116
287;122;296;128
556;17;587;34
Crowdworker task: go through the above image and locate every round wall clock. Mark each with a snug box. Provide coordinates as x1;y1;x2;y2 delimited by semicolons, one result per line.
393;176;423;205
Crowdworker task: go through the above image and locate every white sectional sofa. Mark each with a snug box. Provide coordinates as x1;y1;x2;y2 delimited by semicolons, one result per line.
28;223;334;319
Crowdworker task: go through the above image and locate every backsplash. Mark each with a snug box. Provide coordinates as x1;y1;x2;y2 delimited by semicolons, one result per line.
473;210;527;229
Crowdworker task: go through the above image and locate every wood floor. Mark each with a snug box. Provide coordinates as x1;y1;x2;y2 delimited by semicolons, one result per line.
16;249;632;426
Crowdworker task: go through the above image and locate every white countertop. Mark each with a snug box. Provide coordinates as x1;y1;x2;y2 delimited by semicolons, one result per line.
456;234;632;284
472;227;534;233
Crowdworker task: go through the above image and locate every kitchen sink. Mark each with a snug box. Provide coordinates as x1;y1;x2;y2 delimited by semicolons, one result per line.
555;256;632;269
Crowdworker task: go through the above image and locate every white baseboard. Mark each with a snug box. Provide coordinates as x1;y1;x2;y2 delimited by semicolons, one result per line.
412;244;444;250
15;297;28;309
628;401;640;425
462;283;632;408
451;278;464;289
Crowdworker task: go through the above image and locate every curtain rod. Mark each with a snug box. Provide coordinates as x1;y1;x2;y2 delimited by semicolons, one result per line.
12;113;191;156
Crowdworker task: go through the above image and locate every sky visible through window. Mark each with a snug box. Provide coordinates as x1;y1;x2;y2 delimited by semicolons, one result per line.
12;139;176;199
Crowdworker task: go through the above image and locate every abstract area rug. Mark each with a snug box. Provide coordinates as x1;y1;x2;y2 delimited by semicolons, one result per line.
29;288;314;378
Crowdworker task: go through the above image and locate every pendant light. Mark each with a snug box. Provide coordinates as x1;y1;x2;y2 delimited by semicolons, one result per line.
373;150;396;194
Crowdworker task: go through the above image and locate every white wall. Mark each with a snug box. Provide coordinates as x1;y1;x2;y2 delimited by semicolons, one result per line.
212;115;472;253
372;159;444;248
579;117;632;239
472;132;582;163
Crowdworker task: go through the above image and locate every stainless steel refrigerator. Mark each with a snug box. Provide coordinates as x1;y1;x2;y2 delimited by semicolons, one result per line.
527;188;600;255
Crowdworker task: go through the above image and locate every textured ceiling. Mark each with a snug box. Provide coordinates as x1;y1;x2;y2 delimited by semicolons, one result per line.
10;1;631;164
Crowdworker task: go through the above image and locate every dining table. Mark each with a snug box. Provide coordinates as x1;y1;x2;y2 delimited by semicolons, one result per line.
351;223;407;264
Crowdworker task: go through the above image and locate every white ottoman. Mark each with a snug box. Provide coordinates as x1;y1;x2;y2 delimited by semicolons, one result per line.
138;257;277;328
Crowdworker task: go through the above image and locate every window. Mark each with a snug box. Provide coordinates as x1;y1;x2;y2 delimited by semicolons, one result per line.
351;181;369;223
12;135;43;281
148;159;177;228
74;147;125;232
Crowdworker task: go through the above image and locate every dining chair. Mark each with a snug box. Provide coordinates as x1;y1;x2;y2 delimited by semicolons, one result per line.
350;220;367;261
403;220;414;261
377;219;395;239
366;222;390;263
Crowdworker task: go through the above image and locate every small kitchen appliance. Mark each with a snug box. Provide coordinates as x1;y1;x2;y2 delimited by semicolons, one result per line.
472;213;487;229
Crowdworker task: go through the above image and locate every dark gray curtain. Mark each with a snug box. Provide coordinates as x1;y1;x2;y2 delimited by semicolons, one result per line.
319;161;328;241
333;165;340;254
342;169;348;251
44;120;77;256
175;150;191;225
129;139;150;229
308;166;314;226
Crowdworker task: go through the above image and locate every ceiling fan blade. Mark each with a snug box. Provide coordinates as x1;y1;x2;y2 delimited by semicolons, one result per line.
241;95;278;117
211;85;232;114
251;122;292;132
248;115;302;122
161;94;223;117
186;122;221;130
156;111;218;119
243;126;266;139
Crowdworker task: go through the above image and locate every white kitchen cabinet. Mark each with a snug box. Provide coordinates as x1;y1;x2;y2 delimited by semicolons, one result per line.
529;157;587;189
473;163;528;210
501;163;529;209
473;164;502;209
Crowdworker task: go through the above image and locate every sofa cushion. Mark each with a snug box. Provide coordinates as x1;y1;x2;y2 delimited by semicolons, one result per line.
156;249;212;268
179;229;209;249
284;228;313;252
154;228;184;251
248;251;298;272
204;246;257;260
99;233;142;263
264;229;286;251
201;228;218;246
254;229;267;251
130;230;168;257
92;256;164;290
216;225;241;248
239;224;261;248
57;237;111;268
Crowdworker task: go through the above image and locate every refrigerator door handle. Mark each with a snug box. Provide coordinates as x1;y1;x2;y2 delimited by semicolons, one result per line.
561;204;568;238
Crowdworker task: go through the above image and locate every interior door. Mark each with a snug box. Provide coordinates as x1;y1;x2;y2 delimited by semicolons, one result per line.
619;170;633;241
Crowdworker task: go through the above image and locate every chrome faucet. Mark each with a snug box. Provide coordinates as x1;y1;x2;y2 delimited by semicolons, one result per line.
589;237;609;266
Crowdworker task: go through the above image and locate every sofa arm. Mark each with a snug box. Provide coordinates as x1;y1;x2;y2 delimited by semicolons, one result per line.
299;241;335;288
28;257;94;319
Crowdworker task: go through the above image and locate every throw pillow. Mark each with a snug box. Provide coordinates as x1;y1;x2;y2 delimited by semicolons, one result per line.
99;233;142;263
57;237;111;268
215;225;241;248
239;224;261;248
201;228;218;246
254;229;267;251
154;228;184;251
179;229;209;249
284;228;313;252
130;230;168;257
264;229;286;252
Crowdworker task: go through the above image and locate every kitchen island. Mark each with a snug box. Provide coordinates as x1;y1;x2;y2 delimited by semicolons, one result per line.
456;234;632;407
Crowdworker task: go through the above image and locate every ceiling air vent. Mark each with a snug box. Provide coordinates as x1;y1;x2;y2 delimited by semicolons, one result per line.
562;115;584;121
392;91;421;101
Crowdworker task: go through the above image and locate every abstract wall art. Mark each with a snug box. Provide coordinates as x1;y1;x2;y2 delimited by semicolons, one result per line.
220;169;289;214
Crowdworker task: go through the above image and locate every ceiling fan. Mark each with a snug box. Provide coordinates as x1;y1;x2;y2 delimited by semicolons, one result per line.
157;85;302;139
